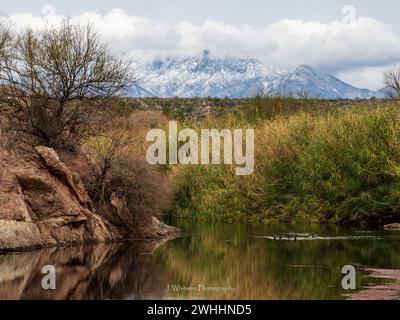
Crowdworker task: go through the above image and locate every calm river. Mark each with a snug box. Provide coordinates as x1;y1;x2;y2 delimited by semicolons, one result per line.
1;219;400;300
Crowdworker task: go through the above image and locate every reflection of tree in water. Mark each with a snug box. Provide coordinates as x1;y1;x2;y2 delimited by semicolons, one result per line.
83;242;170;299
0;240;171;300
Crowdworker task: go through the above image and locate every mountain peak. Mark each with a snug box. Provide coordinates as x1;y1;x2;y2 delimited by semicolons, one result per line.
293;64;318;74
202;49;210;57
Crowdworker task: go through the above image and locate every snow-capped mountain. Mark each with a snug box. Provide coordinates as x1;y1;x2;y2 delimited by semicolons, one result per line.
129;52;383;99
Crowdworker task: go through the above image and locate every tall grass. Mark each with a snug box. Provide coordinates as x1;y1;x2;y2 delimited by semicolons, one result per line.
172;103;400;225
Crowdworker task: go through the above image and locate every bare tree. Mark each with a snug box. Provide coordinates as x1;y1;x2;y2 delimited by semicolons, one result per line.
383;66;400;98
0;21;134;148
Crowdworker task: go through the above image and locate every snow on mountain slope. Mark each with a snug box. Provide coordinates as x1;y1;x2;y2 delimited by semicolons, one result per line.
262;65;383;99
129;53;383;99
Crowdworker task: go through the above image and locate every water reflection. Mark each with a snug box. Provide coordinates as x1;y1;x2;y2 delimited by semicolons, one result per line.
0;240;170;300
0;220;400;300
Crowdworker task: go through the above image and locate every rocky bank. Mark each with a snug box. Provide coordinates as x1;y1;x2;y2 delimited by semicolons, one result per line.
0;140;180;252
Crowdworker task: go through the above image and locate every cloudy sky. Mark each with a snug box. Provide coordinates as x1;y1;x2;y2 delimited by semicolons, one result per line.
1;0;400;89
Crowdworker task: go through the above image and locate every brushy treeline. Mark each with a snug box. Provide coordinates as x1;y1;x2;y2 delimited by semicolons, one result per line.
171;99;400;226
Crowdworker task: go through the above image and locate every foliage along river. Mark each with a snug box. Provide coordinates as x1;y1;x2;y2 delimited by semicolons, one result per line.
1;219;400;300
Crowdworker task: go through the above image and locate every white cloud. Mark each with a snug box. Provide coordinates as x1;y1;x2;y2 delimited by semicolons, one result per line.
2;6;400;89
266;18;400;69
338;66;390;90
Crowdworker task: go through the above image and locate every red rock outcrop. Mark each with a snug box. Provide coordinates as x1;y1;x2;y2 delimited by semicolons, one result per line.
0;142;179;251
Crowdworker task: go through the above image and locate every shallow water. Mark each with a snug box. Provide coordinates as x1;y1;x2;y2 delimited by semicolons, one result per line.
1;220;400;300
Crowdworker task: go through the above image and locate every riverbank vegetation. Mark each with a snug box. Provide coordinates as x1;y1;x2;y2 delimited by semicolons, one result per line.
171;98;400;226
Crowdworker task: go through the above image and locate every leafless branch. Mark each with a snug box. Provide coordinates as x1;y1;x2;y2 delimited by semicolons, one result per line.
383;66;400;99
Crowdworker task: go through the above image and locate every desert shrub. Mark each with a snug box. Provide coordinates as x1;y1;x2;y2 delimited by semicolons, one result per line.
105;158;172;225
83;111;172;229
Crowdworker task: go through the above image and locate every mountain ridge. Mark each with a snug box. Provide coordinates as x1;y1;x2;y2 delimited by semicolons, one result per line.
129;53;384;99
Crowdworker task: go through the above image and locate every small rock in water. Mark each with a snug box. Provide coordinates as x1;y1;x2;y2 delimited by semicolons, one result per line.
384;223;400;231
